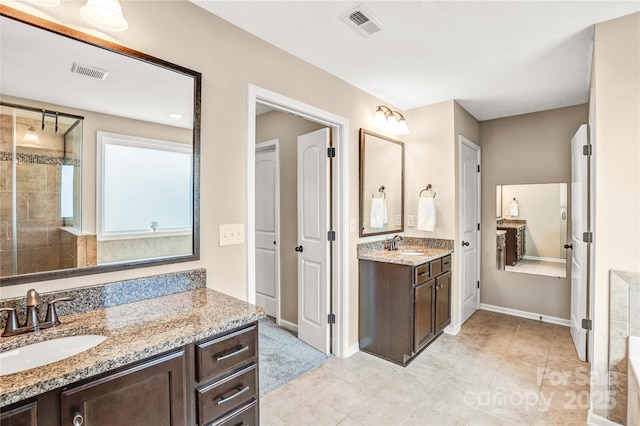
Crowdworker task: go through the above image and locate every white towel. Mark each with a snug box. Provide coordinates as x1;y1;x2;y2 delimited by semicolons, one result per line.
370;197;385;229
510;200;519;217
382;198;388;225
418;196;436;231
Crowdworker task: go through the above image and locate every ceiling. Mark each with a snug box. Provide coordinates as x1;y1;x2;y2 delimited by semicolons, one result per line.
191;1;639;121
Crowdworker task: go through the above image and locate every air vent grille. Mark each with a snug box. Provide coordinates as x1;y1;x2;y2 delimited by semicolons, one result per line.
71;63;109;80
341;5;384;38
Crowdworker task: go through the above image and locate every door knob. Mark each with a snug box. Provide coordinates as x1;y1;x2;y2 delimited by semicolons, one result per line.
295;246;303;252
564;244;573;249
462;241;470;247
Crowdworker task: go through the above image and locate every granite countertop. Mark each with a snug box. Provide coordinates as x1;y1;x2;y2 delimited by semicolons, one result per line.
0;288;265;407
496;230;507;236
497;223;526;229
358;245;452;266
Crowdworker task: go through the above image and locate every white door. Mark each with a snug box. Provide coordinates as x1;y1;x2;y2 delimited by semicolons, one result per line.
570;124;588;361
297;128;331;354
459;136;481;324
255;141;279;318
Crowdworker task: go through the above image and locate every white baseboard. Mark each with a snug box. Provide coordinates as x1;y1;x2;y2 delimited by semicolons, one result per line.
480;303;571;327
522;255;566;264
277;318;298;334
587;409;621;426
444;323;461;335
343;343;360;358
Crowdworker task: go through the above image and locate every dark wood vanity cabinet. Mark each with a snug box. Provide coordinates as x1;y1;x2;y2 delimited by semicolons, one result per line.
359;254;452;366
498;226;526;266
0;323;259;426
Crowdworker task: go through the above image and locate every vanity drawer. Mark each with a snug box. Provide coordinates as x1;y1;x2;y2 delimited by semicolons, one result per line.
197;364;257;426
196;325;257;382
415;263;431;284
209;400;258;426
430;258;443;277
441;255;452;272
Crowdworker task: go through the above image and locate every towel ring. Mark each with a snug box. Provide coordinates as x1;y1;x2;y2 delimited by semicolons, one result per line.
372;186;386;199
419;184;436;199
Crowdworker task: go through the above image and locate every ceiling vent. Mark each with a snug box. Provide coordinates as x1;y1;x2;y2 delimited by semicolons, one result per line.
340;5;384;38
71;62;109;80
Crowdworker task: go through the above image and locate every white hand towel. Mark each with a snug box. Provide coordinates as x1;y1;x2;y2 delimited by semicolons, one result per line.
418;196;436;231
370;197;385;229
382;198;388;225
510;200;519;217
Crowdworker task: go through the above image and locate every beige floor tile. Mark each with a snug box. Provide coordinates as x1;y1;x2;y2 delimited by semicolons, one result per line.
341;362;395;390
337;416;364;425
447;350;501;387
349;388;420;426
384;370;439;404
429;372;488;406
535;384;589;425
496;357;546;385
426;333;469;357
278;396;347;426
411;349;456;371
312;378;375;415
404;359;447;386
291;365;339;396
507;338;550;366
404;393;476;426
469;408;517;425
314;352;366;378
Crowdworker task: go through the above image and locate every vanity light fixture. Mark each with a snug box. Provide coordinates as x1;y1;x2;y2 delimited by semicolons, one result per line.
373;105;409;135
80;0;128;32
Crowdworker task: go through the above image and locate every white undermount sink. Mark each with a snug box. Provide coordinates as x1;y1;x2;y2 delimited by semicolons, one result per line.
400;250;423;255
0;334;106;376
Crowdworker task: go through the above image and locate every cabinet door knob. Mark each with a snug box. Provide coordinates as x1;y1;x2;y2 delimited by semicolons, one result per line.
72;413;84;426
462;241;470;247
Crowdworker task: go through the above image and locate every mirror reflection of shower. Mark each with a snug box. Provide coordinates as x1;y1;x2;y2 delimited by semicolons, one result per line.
1;103;84;277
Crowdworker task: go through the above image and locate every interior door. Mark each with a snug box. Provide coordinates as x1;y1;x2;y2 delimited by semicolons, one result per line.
460;137;481;324
297;128;330;354
570;124;588;361
255;141;279;318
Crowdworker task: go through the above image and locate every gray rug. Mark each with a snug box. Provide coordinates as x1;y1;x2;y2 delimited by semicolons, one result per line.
258;318;332;396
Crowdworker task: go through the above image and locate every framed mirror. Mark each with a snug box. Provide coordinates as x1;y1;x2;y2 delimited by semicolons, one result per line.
0;7;201;286
359;129;404;237
496;183;568;278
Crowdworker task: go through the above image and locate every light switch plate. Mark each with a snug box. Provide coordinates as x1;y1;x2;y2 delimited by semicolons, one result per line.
408;215;415;227
395;215;401;226
219;223;244;246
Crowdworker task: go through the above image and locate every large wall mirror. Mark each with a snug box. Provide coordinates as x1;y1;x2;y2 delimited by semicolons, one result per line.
359;128;404;237
496;183;568;278
0;7;201;286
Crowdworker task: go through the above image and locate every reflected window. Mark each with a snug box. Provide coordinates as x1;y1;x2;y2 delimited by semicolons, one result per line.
97;132;192;240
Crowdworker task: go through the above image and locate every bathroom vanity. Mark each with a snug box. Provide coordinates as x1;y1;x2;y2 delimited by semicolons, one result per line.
0;272;265;426
497;221;526;266
358;245;453;366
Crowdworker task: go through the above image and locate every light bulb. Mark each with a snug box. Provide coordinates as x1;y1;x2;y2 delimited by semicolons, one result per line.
373;107;387;127
396;118;410;135
81;0;128;32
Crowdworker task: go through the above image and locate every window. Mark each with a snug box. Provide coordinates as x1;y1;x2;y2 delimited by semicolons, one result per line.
97;132;192;240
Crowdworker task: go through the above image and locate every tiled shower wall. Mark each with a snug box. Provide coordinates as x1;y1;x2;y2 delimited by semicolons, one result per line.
0;114;71;276
608;270;640;424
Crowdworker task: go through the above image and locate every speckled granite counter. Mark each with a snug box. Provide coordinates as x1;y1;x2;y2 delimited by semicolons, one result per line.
0;288;265;407
497;230;507;236
358;246;452;266
496;220;526;230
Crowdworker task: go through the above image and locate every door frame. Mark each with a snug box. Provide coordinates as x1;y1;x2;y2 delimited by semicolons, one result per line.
457;136;481;328
246;84;350;358
255;139;281;322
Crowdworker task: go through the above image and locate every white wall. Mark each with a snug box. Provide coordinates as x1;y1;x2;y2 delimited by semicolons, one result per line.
590;11;640;417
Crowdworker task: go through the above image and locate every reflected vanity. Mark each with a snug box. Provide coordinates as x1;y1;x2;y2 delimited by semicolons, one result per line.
0;7;201;286
359;129;404;237
495;183;568;278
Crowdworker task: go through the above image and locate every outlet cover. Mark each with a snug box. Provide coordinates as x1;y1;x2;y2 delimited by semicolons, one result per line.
395;215;401;226
219;223;244;246
408;215;415;227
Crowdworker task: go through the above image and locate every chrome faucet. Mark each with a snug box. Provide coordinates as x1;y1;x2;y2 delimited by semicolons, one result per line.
386;234;404;251
0;289;73;337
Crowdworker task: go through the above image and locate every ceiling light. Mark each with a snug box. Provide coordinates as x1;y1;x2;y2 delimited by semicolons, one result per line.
168;112;184;119
80;0;129;32
373;105;410;135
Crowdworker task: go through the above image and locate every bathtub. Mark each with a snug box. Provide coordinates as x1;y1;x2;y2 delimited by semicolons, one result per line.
629;336;640;426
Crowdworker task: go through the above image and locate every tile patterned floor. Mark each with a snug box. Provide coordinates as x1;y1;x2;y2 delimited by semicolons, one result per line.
260;310;590;425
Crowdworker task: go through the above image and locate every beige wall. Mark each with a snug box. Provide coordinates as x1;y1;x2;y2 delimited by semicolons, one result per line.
255;110;324;324
479;104;588;319
590;12;640;417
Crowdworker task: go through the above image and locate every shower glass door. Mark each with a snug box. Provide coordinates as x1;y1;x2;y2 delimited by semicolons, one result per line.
0;103;83;276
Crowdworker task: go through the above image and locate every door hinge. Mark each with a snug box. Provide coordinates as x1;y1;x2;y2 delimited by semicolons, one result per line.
327;147;336;158
477;165;481;173
477;223;480;231
583;145;592;156
477;281;480;289
582;318;592;331
328;230;336;241
328;313;336;324
582;232;593;243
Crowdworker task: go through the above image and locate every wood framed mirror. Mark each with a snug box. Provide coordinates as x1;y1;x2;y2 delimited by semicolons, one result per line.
0;6;201;286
